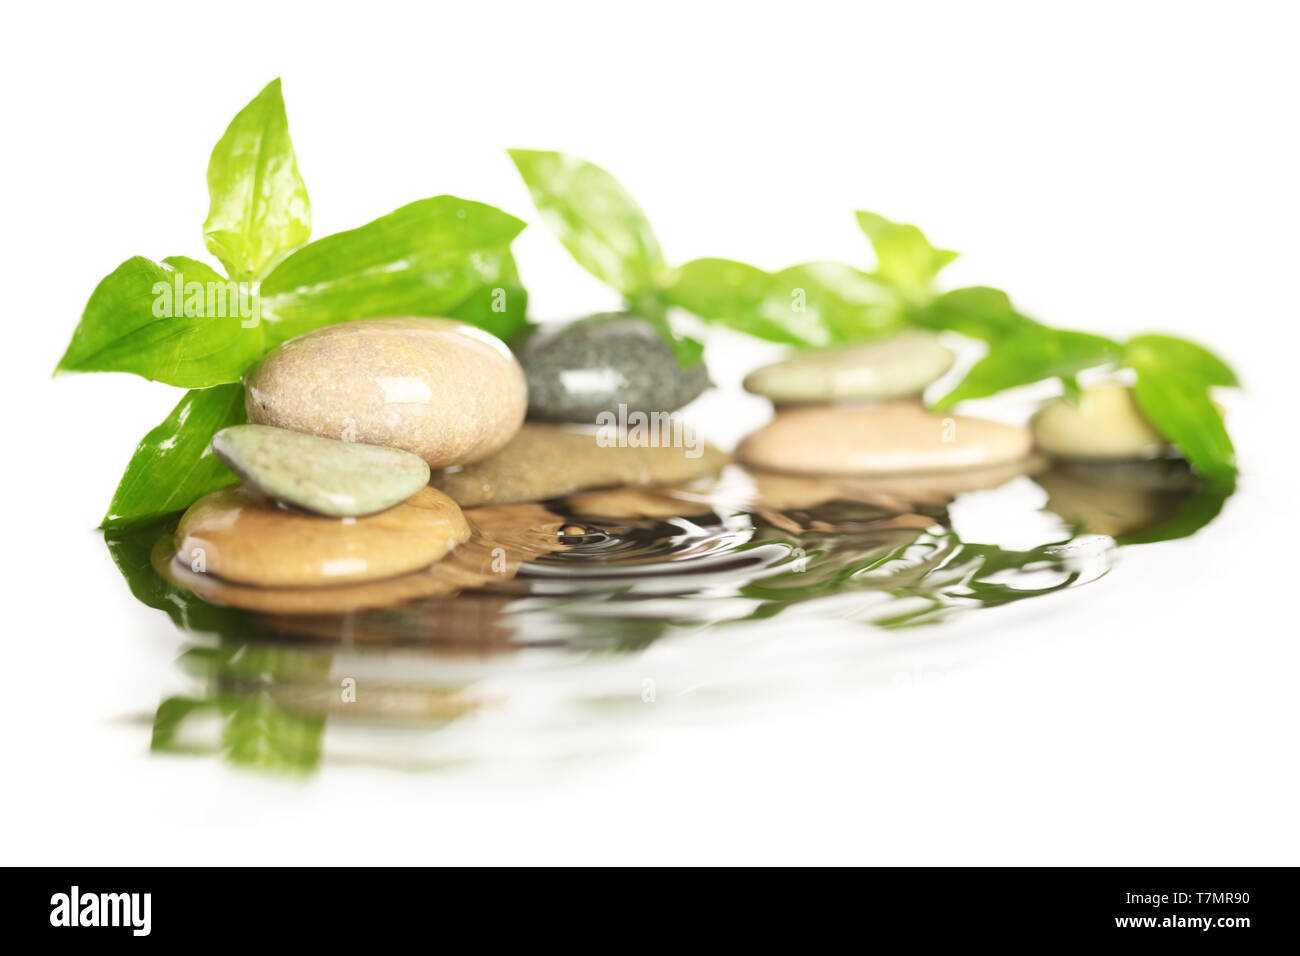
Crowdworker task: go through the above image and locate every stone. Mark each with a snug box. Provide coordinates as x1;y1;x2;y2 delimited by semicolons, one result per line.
432;423;730;506
158;535;465;616
158;503;567;617
244;317;527;468
175;484;470;588
736;400;1032;476
519;313;709;422
211;424;431;517
1032;383;1166;460
742;330;954;404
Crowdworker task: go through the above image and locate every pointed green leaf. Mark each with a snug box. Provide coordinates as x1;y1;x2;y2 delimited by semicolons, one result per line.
56;256;267;386
855;210;959;301
663;258;902;348
103;384;247;528
443;249;530;343
260;196;526;341
909;286;1036;342
663;258;830;347
204;78;311;281
1126;337;1238;484
1125;334;1238;388
933;327;1121;409
776;261;904;341
509;149;664;296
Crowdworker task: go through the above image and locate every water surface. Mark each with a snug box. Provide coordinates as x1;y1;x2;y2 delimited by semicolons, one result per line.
106;459;1228;772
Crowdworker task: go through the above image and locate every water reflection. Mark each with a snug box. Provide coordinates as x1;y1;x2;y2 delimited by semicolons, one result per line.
106;460;1230;772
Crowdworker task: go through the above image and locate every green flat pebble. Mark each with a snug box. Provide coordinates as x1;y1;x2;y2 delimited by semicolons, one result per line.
211;424;431;517
743;330;954;404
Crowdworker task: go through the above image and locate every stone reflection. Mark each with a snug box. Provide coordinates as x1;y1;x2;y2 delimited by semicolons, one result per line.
111;455;1230;773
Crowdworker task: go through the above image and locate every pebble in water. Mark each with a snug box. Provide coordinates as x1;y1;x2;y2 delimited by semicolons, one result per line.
737;400;1032;476
158;503;568;616
175;484;470;588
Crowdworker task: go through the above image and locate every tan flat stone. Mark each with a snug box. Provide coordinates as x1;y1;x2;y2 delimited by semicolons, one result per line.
432;424;730;506
175;484;470;588
157;537;464;614
737;400;1032;476
158;503;566;617
245;317;527;468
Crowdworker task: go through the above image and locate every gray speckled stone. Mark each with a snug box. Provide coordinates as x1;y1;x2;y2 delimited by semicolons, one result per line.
519;313;709;422
211;424;431;517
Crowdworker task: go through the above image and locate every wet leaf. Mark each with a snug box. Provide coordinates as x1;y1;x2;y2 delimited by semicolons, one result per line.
55;256;266;386
103;383;246;528
509;149;665;296
203;78;311;281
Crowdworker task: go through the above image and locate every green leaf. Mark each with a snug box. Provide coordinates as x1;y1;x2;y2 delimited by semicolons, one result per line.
260;196;526;341
668;333;706;368
56;256;267;386
933;327;1121;408
664;258;828;347
508;149;665;296
909;286;1036;342
1124;334;1238;388
104;515;250;633
443;249;530;343
103;384;246;528
635;299;705;368
855;210;959;301
777;261;904;341
1116;481;1232;545
663;258;901;348
203;78;311;281
1126;340;1237;484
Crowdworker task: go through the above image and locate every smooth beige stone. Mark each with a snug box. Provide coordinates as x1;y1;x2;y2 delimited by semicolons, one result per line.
175;484;470;588
158;536;465;615
743;331;954;404
432;424;730;506
158;503;566;617
245;318;527;468
1032;383;1165;460
736;400;1032;476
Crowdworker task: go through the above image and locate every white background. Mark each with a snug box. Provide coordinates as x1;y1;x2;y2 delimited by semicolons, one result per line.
2;1;1298;864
